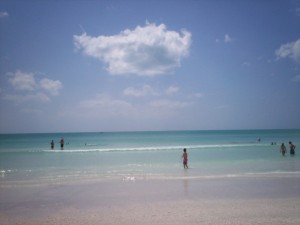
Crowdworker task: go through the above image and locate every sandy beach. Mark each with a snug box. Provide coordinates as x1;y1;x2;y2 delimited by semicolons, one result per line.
1;176;300;225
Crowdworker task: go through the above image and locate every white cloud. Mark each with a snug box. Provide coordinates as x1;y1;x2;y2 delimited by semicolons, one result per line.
8;70;37;91
123;85;180;97
275;38;300;63
0;11;8;18
79;94;189;115
78;94;135;119
165;86;179;95
123;85;157;97
2;93;50;103
224;34;232;43
3;70;62;103
150;99;189;109
292;75;300;82
40;78;62;96
74;23;191;76
80;94;132;110
216;34;233;44
62;93;193;129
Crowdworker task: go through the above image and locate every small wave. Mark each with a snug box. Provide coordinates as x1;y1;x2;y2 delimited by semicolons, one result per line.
85;144;99;146
0;169;16;173
134;171;300;181
200;171;300;179
41;143;265;153
1;170;300;187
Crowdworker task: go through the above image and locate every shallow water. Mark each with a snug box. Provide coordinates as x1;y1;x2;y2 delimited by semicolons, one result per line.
0;130;299;183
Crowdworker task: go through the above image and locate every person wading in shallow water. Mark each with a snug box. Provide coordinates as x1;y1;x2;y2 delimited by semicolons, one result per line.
60;137;64;150
289;141;296;156
182;148;188;169
51;140;54;150
280;143;286;156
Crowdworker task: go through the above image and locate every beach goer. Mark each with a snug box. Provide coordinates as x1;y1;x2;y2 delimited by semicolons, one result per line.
182;148;188;169
280;143;286;156
60;137;64;150
51;140;54;150
289;141;296;155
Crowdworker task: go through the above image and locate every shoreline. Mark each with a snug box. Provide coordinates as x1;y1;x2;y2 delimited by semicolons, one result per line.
1;176;300;225
1;170;300;188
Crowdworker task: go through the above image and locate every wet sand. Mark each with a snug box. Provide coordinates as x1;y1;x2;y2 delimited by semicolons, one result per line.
1;176;300;225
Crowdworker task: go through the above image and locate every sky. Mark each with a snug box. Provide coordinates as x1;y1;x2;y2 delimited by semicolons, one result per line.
0;0;300;133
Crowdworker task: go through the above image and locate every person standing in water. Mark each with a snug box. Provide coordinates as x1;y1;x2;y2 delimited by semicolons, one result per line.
289;141;296;155
60;137;64;150
50;140;54;150
182;148;188;169
280;143;286;156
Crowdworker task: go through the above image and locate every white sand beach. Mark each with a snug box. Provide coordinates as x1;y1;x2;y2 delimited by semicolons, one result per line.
1;176;300;225
2;198;299;225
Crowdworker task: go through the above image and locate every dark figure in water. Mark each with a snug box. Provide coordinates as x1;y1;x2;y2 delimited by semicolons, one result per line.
51;140;54;150
289;141;296;156
280;143;286;156
60;137;64;150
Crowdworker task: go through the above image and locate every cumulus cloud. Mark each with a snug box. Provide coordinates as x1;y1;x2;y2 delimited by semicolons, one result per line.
3;70;62;103
8;71;37;91
0;11;8;18
123;85;158;97
275;38;300;63
74;23;191;76
39;78;62;96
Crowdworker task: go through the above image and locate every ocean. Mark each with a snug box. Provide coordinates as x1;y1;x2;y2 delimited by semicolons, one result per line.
0;129;300;184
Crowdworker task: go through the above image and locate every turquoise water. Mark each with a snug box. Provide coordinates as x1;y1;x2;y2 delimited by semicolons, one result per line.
0;130;299;183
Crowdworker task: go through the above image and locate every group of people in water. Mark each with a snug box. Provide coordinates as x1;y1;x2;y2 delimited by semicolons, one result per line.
181;141;296;169
280;141;296;156
50;137;65;150
49;138;294;168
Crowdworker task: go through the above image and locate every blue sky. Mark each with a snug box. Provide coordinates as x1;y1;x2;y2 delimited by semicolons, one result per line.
0;0;300;133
